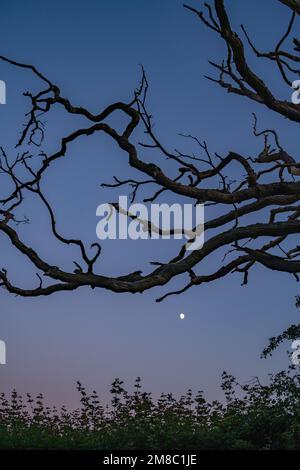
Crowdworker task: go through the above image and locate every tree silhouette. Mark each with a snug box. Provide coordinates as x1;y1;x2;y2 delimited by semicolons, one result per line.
0;0;299;301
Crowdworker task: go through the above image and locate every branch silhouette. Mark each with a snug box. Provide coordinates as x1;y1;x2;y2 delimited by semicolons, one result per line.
0;0;300;301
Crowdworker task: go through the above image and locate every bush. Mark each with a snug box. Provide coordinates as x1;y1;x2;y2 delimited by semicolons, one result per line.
1;367;300;449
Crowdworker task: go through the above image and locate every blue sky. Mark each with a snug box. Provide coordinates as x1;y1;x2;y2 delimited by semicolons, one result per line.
0;0;299;407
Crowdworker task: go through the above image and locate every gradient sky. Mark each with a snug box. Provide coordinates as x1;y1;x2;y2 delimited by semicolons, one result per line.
0;0;299;408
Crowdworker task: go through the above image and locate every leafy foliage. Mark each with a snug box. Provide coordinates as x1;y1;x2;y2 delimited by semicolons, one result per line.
262;296;300;358
1;368;300;450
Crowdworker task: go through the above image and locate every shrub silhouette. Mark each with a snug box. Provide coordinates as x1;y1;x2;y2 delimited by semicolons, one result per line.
1;366;300;450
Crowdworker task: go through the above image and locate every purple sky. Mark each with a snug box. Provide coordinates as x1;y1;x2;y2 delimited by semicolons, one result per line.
0;0;299;408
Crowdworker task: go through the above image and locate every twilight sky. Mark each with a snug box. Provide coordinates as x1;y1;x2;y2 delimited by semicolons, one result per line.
0;0;299;407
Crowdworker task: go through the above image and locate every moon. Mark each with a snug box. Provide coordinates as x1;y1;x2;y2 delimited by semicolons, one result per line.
179;313;185;320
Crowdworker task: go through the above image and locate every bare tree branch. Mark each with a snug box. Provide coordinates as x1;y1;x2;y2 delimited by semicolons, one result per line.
0;1;299;301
